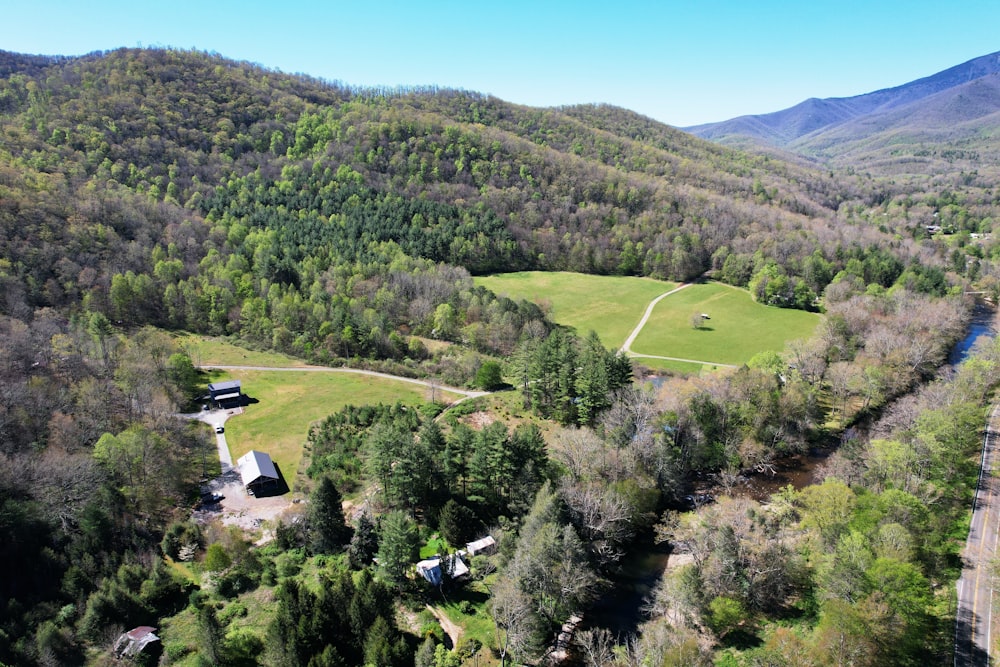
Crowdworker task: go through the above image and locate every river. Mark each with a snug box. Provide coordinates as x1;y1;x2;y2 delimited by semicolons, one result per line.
949;300;998;365
576;300;998;652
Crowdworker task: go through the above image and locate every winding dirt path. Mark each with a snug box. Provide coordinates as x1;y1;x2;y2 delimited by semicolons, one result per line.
627;352;738;369
619;283;738;369
426;604;464;648
619;283;691;354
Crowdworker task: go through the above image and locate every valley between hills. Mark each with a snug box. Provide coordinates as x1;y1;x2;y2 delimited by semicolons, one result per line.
3;46;1000;667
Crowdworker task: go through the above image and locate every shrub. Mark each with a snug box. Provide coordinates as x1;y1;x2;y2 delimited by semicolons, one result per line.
218;601;248;625
475;360;504;390
203;543;231;572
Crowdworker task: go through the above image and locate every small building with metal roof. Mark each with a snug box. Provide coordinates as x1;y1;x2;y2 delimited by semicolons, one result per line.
114;626;160;659
237;449;279;495
466;535;497;556
208;380;242;407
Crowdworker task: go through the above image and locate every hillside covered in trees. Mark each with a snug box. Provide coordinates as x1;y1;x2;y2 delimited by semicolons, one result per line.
2;46;1000;667
3;46;986;348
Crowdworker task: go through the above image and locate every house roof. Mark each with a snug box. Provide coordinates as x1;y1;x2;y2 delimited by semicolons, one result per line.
466;535;496;554
237;450;278;486
417;553;469;585
416;558;443;586
115;627;160;658
126;626;157;640
209;380;242;395
446;553;469;578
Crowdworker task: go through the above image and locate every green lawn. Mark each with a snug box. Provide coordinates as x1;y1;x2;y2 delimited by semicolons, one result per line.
174;332;310;367
437;580;498;657
420;536;448;559
475;271;675;348
631;283;821;366
208;369;459;491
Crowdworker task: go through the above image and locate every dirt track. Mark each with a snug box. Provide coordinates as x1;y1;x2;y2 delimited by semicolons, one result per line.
427;605;464;648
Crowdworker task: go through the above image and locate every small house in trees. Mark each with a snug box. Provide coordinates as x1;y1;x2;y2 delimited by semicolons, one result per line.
416;557;444;586
114;626;160;659
445;552;470;579
416;553;470;585
466;535;497;557
237;450;279;495
208;380;242;408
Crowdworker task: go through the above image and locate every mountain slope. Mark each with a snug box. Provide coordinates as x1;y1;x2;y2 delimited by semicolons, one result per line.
685;50;1000;169
790;73;1000;170
0;47;951;364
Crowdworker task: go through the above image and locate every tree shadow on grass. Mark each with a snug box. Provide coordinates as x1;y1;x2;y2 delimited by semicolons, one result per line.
719;628;762;651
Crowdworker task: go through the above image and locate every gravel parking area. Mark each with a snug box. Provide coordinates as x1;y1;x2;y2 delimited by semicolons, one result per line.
185;407;302;537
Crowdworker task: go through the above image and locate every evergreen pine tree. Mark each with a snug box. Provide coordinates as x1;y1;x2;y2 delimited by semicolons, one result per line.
439;498;479;547
309;476;352;554
348;512;379;569
377;510;419;586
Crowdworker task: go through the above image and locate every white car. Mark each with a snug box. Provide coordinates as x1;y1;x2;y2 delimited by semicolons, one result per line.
214;425;224;434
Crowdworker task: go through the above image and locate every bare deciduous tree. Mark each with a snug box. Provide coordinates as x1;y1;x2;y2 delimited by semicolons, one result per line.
490;576;539;666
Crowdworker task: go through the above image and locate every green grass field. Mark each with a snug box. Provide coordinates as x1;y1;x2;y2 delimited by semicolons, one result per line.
207;369;459;491
174;332;310;367
631;283;821;366
475;271;676;348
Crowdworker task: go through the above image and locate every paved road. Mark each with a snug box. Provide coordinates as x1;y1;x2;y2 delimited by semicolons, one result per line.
955;403;1000;667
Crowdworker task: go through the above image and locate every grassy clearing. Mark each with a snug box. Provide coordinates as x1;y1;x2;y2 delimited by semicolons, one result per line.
164;557;198;585
207;369;459;491
156;605;201;666
420;536;449;559
157;587;278;666
437;580;498;657
631;283;821;366
475;271;675;348
173;332;311;367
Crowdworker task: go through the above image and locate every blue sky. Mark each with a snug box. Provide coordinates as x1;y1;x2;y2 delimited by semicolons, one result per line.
2;0;998;126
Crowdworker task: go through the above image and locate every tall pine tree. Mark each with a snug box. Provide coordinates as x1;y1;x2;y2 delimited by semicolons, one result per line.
309;476;352;554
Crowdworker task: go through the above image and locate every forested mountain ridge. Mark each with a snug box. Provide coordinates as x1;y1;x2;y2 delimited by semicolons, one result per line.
0;47;958;352
1;46;997;667
686;50;1000;173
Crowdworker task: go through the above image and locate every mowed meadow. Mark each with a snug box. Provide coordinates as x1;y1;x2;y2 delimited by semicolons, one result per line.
475;271;676;347
184;335;458;491
475;274;821;369
631;282;821;366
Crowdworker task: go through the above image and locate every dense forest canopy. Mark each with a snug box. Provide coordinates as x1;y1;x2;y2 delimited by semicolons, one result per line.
1;46;999;667
2;48;988;332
